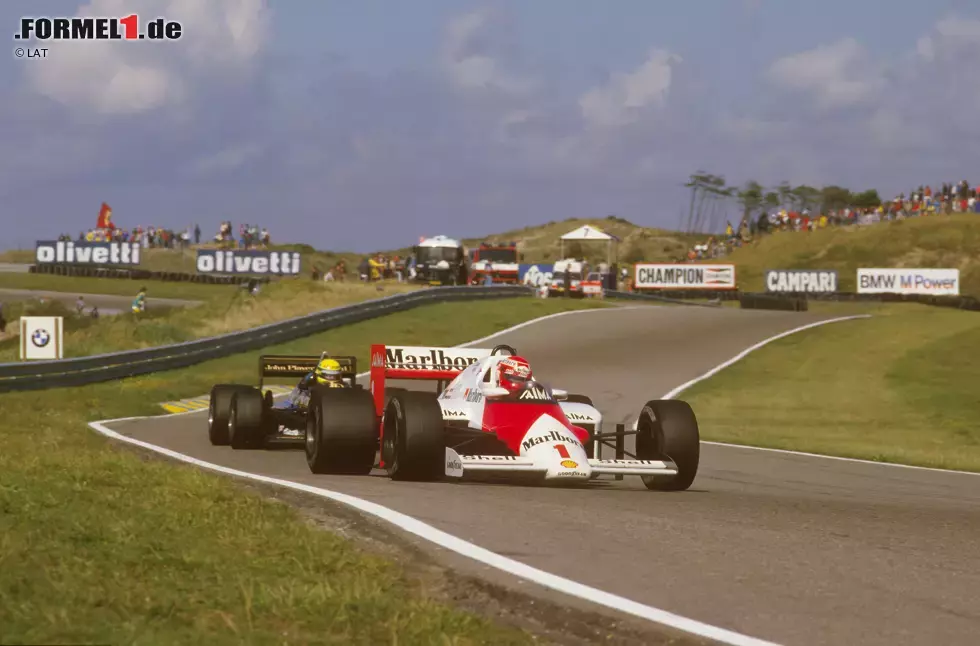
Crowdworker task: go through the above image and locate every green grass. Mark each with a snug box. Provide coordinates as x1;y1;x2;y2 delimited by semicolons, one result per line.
0;272;234;301
718;214;980;294
0;280;420;360
0;297;607;645
682;303;980;471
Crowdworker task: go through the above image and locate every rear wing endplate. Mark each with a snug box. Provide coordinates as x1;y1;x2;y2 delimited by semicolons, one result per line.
259;353;358;390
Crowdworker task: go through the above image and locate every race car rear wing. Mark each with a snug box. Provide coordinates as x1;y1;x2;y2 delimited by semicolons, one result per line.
369;344;491;416
258;353;358;390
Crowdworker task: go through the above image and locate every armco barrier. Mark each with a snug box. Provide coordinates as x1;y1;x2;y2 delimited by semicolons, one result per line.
28;263;267;285
603;290;722;307
625;289;980;311
739;293;808;311
0;285;532;393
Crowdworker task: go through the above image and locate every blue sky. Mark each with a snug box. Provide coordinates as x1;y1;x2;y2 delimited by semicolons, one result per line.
2;0;978;252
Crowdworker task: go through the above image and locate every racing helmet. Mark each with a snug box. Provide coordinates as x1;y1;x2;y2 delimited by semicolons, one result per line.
497;355;532;392
314;358;343;385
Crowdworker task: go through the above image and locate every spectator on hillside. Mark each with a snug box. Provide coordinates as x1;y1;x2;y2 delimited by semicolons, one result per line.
75;296;85;315
132;287;146;314
194;224;201;245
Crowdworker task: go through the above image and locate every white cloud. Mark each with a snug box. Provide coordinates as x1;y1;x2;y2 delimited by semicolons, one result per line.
767;38;883;109
441;8;535;94
916;16;980;63
186;142;262;176
25;0;269;114
578;49;681;128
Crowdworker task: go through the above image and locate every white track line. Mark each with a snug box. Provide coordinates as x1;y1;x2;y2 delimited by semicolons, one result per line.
662;315;872;399
90;304;780;646
88;419;776;646
658;313;980;478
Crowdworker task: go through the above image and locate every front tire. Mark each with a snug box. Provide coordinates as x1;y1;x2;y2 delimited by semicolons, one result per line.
229;389;267;450
382;392;444;482
305;388;377;475
208;384;255;446
635;400;700;491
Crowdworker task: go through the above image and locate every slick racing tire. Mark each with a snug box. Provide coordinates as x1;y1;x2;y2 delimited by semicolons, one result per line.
229;389;267;450
564;394;593;406
635;399;700;491
382;391;444;482
305;388;377;475
208;384;256;446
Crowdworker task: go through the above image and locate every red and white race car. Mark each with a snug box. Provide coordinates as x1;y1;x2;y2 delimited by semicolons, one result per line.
299;343;700;490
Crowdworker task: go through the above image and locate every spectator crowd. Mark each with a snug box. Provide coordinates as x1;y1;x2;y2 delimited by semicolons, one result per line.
684;178;980;262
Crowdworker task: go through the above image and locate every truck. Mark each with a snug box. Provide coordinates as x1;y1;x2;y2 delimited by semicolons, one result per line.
550;258;586;297
468;241;520;284
411;235;468;286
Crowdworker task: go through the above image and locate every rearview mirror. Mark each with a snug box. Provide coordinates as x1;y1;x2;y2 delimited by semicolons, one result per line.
482;386;510;398
551;388;568;400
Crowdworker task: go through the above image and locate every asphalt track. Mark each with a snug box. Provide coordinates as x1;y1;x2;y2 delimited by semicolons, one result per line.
104;305;980;646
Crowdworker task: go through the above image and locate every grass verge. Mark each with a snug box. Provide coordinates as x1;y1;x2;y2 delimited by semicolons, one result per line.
719;213;980;294
0;279;419;359
682;303;980;471
0;297;607;645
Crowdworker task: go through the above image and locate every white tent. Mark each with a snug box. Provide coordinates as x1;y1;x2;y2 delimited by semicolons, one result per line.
559;225;619;264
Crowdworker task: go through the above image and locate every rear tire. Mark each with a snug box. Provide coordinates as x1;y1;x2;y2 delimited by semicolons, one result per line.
229;390;267;450
382;392;445;482
305;388;377;475
635;400;700;491
208;384;255;446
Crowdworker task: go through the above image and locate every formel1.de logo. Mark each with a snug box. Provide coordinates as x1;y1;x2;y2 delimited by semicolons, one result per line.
15;15;182;41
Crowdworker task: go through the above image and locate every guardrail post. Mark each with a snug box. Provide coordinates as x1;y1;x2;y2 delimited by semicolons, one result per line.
615;423;624;480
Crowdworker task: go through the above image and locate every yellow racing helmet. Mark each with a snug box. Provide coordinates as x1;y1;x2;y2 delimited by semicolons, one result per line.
315;358;342;385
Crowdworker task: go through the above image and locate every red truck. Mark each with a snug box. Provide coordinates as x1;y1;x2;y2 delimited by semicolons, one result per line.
468;241;520;284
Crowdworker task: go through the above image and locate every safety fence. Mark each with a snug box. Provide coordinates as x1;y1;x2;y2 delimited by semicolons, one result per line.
620;289;980;312
0;285;531;393
28;263;265;285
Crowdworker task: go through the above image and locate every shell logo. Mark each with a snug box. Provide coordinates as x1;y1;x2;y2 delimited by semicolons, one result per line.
560;460;578;469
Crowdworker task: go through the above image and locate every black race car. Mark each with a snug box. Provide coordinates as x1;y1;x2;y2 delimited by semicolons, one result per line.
207;353;363;450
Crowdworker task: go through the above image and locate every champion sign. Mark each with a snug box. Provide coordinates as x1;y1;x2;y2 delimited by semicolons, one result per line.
765;270;838;293
35;240;141;266
857;268;959;295
634;264;736;289
195;249;302;275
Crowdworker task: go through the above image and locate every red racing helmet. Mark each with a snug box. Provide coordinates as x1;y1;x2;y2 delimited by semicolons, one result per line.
497;355;532;392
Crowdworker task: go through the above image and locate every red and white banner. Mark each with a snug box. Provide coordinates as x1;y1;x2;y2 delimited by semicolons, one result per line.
634;264;736;290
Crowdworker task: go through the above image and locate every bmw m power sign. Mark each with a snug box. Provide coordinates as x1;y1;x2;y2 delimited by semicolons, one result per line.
633;264;736;290
20;316;63;360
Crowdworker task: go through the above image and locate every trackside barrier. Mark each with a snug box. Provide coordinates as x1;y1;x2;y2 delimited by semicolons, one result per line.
618;289;980;311
739;293;808;312
28;263;267;285
602;290;723;307
0;285;533;393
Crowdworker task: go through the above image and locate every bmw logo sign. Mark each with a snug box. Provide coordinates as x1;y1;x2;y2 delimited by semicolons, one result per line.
31;328;51;348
